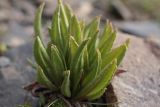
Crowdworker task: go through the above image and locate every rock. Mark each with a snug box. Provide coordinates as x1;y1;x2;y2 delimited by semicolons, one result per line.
0;9;10;22
9;8;25;23
112;32;160;107
110;0;133;20
0;22;33;48
74;1;93;20
0;42;38;107
5;41;33;63
0;1;11;22
0;0;11;9
10;0;35;24
115;21;160;38
0;23;9;35
145;36;160;59
0;56;11;68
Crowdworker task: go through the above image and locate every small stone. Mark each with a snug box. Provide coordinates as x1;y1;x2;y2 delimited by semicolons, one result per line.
0;9;10;22
0;0;11;9
0;56;11;68
14;0;35;24
0;22;32;48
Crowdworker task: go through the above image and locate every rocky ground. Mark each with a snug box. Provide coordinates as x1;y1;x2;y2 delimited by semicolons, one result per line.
0;0;160;107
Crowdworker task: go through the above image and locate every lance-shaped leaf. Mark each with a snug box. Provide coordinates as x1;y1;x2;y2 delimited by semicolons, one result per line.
46;41;52;57
34;2;45;38
64;4;73;21
58;0;69;28
70;36;79;56
100;31;116;59
69;15;82;44
98;21;113;49
75;60;117;99
58;0;71;56
70;39;89;93
101;39;129;69
50;45;65;85
50;8;58;44
87;30;99;63
83;47;89;72
50;7;64;53
34;37;55;83
87;88;106;101
84;17;100;39
66;36;79;68
61;70;71;97
34;37;48;73
37;66;57;90
85;61;117;100
82;49;102;87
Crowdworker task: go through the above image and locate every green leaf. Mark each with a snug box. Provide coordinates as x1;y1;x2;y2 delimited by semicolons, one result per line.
69;15;82;44
34;2;45;38
75;60;117;99
46;41;52;57
64;4;73;21
66;36;79;68
34;37;49;73
58;0;69;28
34;37;57;84
87;88;106;101
98;21;113;49
70;39;89;94
85;60;117;100
84;17;100;39
37;66;57;90
70;36;79;56
50;7;63;52
27;58;37;69
83;47;89;72
101;39;129;69
58;0;70;56
50;8;58;44
87;30;99;63
50;45;65;85
61;70;71;97
82;49;102;87
100;31;116;59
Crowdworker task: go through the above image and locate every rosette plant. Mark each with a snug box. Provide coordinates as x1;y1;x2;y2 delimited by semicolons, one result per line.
26;0;129;106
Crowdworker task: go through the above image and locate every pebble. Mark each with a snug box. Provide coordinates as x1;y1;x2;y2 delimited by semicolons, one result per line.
0;56;11;68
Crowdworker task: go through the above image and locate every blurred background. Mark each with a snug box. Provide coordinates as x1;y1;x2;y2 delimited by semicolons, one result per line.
0;0;160;50
0;0;160;107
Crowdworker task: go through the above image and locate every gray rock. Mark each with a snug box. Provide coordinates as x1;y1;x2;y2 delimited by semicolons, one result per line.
0;56;11;68
11;0;35;24
0;0;11;9
115;21;160;38
0;22;33;48
145;36;160;59
0;42;38;107
112;32;160;107
0;9;10;22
